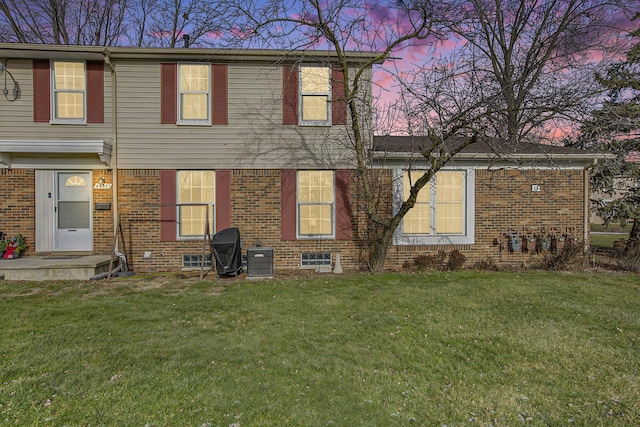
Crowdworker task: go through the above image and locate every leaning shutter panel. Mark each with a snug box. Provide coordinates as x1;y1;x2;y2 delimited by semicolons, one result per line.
335;170;352;240
282;65;298;125
281;170;297;240
86;61;104;123
161;63;177;124
212;64;228;125
160;170;177;242
33;59;50;122
216;169;232;231
332;67;347;125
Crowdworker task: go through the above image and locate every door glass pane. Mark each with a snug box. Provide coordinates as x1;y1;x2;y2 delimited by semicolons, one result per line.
57;173;90;230
58;201;90;229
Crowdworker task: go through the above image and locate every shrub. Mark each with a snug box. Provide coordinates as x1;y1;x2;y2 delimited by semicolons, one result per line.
446;249;467;271
404;250;466;271
473;257;501;271
537;238;585;270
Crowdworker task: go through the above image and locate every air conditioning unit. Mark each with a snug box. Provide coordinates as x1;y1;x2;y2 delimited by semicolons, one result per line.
247;247;273;279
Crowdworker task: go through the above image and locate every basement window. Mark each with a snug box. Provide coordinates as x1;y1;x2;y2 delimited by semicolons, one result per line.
301;252;331;268
182;254;212;268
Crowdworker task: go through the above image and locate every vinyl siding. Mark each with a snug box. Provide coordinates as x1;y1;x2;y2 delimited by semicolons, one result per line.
116;61;361;170
0;59;113;140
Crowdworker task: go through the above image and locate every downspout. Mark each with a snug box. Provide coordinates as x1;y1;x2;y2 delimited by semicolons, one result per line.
584;158;597;249
104;50;118;242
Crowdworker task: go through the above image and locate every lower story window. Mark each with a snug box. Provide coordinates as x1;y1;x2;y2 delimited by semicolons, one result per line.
395;169;474;245
178;170;215;238
298;170;335;237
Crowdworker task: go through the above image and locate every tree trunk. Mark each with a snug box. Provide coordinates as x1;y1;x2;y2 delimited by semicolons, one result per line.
627;217;640;251
368;225;396;272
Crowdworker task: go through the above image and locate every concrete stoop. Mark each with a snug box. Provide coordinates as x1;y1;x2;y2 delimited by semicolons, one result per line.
0;255;113;281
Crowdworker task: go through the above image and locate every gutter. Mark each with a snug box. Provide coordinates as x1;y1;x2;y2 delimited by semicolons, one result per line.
584;158;598;249
103;49;119;244
0;43;385;65
372;150;613;163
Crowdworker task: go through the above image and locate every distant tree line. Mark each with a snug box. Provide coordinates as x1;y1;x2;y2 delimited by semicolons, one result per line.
0;0;236;47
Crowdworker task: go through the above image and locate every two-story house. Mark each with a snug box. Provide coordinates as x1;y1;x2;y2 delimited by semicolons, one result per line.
0;43;601;274
0;43;375;273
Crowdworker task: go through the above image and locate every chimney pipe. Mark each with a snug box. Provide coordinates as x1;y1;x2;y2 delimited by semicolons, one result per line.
182;34;190;48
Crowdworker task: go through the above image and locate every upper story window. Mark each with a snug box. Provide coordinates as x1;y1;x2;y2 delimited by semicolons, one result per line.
300;66;331;126
178;64;210;124
395;169;475;245
298;170;335;237
161;63;227;126
33;59;103;124
52;61;86;123
282;65;346;127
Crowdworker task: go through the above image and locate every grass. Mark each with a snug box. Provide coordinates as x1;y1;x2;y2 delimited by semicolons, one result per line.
590;223;631;233
1;271;639;426
590;233;626;249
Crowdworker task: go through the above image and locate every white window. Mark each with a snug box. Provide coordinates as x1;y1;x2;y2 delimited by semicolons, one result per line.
299;66;331;126
298;170;335;237
177;171;215;238
178;64;210;124
395;169;475;245
51;61;85;123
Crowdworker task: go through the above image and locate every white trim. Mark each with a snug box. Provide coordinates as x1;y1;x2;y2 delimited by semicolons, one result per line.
373;151;602;169
50;60;87;125
0;139;112;168
177;63;212;126
35;170;55;252
175;170;216;239
54;170;93;251
298;65;332;127
393;168;475;246
296;170;336;239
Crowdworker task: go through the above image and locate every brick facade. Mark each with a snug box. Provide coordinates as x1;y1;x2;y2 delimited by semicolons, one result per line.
0;169;35;255
92;170;114;254
385;168;587;269
0;166;587;272
121;169;364;272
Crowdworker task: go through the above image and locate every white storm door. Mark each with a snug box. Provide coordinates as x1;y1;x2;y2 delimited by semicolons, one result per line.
55;171;93;251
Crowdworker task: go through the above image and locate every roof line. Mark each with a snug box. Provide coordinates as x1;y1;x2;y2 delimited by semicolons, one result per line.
0;43;386;64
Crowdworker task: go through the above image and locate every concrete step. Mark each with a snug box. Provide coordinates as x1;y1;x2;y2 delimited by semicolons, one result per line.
0;255;113;281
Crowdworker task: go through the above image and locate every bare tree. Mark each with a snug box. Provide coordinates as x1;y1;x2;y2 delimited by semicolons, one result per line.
443;0;629;144
228;0;493;270
0;0;130;45
130;0;233;47
0;0;232;47
228;0;629;270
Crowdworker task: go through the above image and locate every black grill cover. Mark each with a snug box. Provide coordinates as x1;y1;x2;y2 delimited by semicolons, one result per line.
211;227;242;276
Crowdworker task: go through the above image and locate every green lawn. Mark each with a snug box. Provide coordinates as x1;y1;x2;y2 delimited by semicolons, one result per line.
590;233;626;249
1;271;639;426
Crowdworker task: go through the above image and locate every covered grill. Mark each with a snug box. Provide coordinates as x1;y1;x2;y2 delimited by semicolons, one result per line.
211;227;242;277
